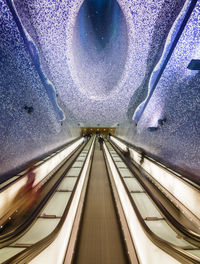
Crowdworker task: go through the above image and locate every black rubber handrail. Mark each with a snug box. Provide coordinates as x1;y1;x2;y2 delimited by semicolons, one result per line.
112;135;200;190
102;142;138;264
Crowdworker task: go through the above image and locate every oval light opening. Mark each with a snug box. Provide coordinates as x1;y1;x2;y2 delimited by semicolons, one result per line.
72;0;128;99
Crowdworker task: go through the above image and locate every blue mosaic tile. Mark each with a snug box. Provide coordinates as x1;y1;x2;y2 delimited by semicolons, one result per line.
117;0;200;178
0;0;199;179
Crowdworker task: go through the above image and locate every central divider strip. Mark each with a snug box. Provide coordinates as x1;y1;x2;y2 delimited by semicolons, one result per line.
72;140;129;264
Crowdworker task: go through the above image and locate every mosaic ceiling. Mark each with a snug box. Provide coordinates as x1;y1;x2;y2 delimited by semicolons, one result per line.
0;0;199;177
1;0;189;126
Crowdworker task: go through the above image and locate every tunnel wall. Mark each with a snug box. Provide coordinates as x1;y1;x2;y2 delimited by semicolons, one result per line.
0;1;82;180
116;0;200;180
0;121;81;181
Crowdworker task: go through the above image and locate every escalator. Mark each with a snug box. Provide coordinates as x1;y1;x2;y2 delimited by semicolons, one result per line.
0;137;92;263
105;140;200;263
0;138;84;240
110;136;200;245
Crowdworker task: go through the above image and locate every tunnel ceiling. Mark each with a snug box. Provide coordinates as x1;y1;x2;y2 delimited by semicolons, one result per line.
2;0;195;127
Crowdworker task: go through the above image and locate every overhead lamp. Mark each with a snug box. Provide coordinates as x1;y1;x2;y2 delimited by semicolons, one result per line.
24;105;34;114
147;118;166;132
187;59;200;70
147;127;158;132
158;118;167;127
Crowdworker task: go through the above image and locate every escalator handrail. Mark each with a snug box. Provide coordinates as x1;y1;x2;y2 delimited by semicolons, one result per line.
112;135;200;189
